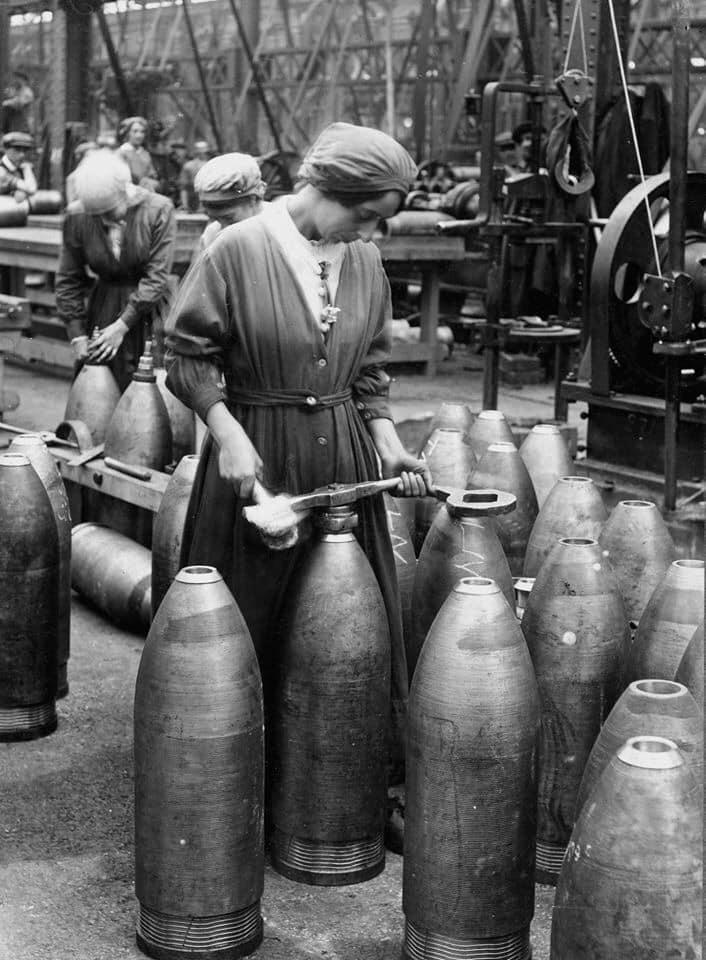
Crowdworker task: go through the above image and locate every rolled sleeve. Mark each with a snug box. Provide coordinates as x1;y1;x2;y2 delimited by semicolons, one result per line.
352;271;393;421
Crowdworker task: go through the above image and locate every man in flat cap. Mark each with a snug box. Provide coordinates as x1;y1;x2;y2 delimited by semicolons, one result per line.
0;131;37;201
193;152;266;252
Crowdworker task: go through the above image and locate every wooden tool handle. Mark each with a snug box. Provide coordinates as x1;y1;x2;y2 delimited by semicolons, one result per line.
103;456;152;482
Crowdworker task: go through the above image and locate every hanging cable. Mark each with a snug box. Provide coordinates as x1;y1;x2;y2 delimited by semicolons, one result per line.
607;0;663;276
563;0;589;77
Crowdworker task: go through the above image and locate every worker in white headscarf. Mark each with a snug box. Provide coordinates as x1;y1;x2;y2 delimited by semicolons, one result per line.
194;152;266;252
56;150;176;390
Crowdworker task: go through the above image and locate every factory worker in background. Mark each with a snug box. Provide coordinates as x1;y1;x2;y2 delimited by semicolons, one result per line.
194;151;267;252
117;116;160;191
56;150;176;391
0;131;37;202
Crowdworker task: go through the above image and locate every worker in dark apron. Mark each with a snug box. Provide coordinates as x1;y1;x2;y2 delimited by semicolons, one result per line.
56;149;176;390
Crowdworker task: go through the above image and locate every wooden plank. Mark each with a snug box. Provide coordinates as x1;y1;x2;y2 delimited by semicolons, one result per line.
24;288;56;309
0;225;465;273
9;334;74;371
560;379;706;423
389;341;440;363
52;449;169;513
376;235;466;261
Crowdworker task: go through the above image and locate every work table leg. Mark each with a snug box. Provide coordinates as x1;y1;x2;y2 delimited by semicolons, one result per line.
419;267;439;377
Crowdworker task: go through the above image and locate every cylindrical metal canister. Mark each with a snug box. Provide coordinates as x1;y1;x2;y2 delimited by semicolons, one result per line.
675;622;704;712
27;190;63;214
105;349;172;470
72;523;152;633
155;368;196;463
410;489;516;679
626;559;705;684
575;679;703;816
404;578;540;960
0;453;59;740
152;455;200;619
385;493;417;684
0;196;29;227
270;505;390;885
380;211;455;235
9;435;71;698
522;537;630;884
467;408;516;461
135;565;264;960
414;427;477;553
426;401;474;440
518;423;573;508
523;476;608;578
599;500;676;626
551;736;703;960
469;441;538;575
63;361;122;445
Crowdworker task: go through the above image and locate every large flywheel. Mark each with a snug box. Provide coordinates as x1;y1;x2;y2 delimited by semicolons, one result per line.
591;170;706;400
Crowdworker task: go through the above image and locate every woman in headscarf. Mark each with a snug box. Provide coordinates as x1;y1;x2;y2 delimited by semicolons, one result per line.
56;150;176;390
165;122;432;851
117;116;159;191
192;151;266;253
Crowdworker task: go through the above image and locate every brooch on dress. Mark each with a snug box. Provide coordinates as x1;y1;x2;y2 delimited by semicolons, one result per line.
319;304;341;335
317;260;339;336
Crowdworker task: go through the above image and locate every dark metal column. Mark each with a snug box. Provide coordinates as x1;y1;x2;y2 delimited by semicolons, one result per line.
664;0;691;511
0;1;10;114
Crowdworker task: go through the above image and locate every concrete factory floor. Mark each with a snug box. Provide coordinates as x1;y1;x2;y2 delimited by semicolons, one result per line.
1;349;575;960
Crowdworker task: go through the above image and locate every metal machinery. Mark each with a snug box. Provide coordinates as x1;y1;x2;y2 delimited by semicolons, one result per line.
437;0;617;418
443;0;704;516
441;75;588;420
562;1;705;513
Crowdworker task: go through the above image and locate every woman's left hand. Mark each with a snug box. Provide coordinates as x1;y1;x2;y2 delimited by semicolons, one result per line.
87;318;129;363
381;452;434;498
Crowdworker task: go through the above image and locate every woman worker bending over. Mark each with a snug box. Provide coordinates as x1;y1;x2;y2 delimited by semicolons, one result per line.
56;150;176;390
165;122;432;843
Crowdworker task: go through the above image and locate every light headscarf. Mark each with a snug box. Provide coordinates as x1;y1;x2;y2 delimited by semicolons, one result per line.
194;153;265;203
73;151;132;215
298;122;417;198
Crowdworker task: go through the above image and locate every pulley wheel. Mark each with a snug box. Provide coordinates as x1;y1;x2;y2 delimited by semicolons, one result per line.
590;170;706;400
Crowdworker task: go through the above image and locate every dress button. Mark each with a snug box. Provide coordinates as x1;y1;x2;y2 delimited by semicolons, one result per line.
355;401;365;411
317;358;327;367
317;436;328;446
306;395;318;406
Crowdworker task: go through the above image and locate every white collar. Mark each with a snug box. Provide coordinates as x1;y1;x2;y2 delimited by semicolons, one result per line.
262;197;344;269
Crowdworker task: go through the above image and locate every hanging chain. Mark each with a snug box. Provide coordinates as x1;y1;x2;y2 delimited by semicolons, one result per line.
606;0;663;276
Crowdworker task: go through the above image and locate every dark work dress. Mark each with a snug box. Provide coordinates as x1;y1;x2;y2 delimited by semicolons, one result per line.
56;188;176;390
165;208;408;781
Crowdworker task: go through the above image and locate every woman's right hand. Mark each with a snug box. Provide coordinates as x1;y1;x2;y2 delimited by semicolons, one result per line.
206;402;264;499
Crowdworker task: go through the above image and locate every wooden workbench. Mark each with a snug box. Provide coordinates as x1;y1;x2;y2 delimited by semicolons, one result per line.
0;216;466;376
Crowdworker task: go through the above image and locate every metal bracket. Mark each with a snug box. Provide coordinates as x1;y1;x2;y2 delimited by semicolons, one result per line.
555;70;594;111
638;271;695;342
